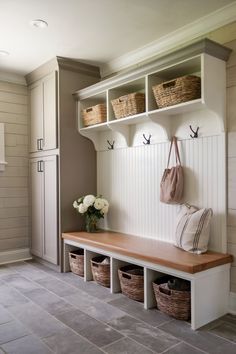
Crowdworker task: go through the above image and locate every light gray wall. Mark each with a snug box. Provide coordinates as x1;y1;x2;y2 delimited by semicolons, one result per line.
0;81;29;252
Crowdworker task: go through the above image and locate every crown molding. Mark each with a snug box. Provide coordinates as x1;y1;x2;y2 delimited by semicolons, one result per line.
57;56;100;78
0;71;26;85
100;2;236;78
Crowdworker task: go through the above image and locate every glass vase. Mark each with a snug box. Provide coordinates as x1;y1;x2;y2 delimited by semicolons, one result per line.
85;214;99;233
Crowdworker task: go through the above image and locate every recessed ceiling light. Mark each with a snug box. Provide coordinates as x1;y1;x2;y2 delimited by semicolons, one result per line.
30;19;48;28
0;50;10;57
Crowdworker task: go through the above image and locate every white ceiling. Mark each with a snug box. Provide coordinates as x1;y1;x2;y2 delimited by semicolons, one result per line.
0;0;235;77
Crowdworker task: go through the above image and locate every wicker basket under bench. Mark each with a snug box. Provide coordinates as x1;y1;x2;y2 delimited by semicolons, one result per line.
62;231;233;330
69;249;84;276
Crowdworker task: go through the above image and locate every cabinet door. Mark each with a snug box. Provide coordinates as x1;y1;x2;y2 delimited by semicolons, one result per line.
43;72;57;151
30;84;43;153
30;158;44;257
42;155;58;264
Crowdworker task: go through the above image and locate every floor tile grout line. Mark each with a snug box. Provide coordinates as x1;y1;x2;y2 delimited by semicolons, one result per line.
154;318;175;328
158;340;184;354
207;328;236;345
0;334;33;348
0;346;7;354
101;336;156;354
181;340;210;354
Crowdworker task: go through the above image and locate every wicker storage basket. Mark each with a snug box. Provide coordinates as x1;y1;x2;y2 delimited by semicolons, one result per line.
69;249;84;277
111;92;145;119
153;282;191;320
152;75;201;109
82;104;106;127
118;265;144;302
91;256;110;288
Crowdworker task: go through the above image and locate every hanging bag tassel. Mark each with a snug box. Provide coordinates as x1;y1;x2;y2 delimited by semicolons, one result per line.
160;136;184;204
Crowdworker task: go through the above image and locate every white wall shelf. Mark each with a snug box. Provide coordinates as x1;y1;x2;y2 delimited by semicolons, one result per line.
74;39;231;151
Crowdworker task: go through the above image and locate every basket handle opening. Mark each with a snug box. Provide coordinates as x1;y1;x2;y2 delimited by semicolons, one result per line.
122;273;131;280
163;80;176;89
86;108;93;113
70;255;76;259
159;287;171;296
92;263;99;267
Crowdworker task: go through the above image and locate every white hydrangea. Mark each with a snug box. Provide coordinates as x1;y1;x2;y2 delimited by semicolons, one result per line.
83;195;96;207
94;198;105;210
101;205;109;214
78;203;88;214
73;200;78;208
102;199;109;207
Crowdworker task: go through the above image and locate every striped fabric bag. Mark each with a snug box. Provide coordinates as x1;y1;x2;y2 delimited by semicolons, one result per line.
175;204;213;254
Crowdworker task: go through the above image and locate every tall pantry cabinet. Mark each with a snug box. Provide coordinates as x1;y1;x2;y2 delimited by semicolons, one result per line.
26;57;100;267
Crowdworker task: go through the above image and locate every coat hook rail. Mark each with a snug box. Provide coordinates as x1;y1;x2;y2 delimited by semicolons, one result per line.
143;134;151;145
107;140;115;150
189;125;199;139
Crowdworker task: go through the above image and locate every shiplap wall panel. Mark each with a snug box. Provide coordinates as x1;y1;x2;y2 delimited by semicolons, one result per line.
98;135;226;252
0;81;29;252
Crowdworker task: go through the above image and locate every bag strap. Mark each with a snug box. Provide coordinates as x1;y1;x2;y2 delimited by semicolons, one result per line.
167;136;181;167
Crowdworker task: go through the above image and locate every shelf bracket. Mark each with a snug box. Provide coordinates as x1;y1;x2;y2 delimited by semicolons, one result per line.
108;123;130;147
147;114;171;141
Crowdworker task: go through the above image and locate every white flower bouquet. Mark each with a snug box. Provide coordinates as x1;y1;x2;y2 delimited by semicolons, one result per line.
73;194;109;232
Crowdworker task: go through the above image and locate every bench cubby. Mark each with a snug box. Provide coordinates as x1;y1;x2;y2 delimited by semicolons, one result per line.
62;230;232;330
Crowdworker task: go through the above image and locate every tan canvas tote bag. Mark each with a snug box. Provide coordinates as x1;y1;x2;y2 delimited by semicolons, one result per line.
160;136;183;204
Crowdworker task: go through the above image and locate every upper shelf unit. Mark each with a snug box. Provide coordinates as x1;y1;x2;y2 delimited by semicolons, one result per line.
74;39;231;151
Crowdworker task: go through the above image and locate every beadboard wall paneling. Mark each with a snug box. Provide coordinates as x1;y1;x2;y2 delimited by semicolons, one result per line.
0;81;29;253
98;135;226;252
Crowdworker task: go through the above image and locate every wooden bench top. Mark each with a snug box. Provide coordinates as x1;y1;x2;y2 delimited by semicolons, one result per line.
62;231;233;274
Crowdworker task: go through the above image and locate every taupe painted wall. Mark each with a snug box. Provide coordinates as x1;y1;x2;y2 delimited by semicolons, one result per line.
226;39;236;294
0;81;29;252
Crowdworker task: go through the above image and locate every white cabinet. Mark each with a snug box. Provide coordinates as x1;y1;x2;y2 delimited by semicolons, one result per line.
30;155;58;264
30;72;57;153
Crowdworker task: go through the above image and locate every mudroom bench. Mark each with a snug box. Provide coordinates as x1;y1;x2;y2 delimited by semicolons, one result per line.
62;230;233;330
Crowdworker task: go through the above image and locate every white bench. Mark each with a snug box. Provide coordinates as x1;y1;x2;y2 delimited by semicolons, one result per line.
62;230;233;330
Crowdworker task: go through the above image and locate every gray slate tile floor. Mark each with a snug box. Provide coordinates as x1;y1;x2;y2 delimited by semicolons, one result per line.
0;261;235;354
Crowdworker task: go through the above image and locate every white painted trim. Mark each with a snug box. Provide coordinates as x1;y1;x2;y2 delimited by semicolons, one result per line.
0;71;26;85
101;2;236;77
228;291;236;314
0;248;32;265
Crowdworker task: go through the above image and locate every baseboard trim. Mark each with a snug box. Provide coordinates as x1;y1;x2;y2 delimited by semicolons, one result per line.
228;291;236;315
32;255;60;272
0;248;32;265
